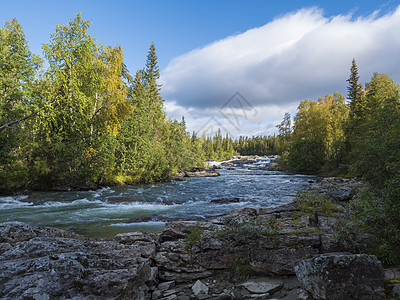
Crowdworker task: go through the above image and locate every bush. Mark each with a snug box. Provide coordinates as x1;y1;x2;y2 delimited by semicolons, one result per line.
296;188;341;223
184;223;204;253
335;188;400;266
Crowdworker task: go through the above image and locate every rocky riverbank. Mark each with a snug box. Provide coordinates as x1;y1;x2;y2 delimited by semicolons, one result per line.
0;177;398;299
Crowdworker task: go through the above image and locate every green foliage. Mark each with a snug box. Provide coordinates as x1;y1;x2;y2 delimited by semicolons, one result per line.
200;130;238;160
233;135;280;156
219;218;278;248
0;14;207;192
334;188;400;266
349;73;400;187
184;223;204;253
286;93;349;174
230;257;253;280
296;189;341;221
0;18;43;192
287;138;326;174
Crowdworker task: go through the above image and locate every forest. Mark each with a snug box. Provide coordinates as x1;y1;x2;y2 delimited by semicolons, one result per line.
0;14;212;192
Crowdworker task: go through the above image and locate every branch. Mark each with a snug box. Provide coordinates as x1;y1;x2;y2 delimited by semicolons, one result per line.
0;103;53;131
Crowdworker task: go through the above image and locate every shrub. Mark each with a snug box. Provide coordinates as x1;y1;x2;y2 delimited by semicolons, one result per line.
335;188;400;266
184;223;204;253
296;188;341;222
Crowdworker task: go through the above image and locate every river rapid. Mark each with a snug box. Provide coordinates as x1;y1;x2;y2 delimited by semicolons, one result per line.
0;158;315;238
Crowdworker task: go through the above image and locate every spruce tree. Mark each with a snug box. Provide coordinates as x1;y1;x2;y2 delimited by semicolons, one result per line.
347;59;363;105
346;59;366;131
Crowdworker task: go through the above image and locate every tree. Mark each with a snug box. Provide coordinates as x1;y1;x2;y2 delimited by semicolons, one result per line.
345;59;366;147
0;18;42;191
39;14;130;184
350;73;400;187
276;112;292;153
346;59;364;107
142;43;164;129
286;93;349;174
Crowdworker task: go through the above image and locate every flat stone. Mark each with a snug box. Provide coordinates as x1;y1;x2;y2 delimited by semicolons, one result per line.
250;293;269;298
192;280;209;296
163;289;178;297
158;281;175;291
242;280;283;294
160;295;177;300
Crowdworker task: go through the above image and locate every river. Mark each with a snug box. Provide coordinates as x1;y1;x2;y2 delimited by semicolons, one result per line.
0;158;315;238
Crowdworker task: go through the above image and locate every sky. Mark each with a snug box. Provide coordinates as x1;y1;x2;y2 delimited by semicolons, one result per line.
2;0;400;137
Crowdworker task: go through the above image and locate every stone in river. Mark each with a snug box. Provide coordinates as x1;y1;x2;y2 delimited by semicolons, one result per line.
210;197;240;204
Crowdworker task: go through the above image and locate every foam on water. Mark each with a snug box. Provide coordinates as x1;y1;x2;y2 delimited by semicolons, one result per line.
109;221;166;227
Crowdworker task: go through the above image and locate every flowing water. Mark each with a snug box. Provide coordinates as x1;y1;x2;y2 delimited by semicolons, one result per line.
0;158;315;238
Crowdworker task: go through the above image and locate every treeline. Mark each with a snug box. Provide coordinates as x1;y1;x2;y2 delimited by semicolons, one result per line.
277;59;400;264
0;15;205;192
199;130;288;160
233;135;287;156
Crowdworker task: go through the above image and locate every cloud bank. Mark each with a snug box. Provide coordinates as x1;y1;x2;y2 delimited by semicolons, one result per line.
160;6;400;137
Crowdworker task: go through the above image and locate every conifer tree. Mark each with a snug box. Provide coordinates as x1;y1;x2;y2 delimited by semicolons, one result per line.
346;59;366;134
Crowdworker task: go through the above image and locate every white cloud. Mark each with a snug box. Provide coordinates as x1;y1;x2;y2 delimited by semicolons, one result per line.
161;6;400;136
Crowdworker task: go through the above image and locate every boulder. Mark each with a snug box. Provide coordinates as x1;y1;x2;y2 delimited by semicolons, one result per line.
160;222;190;242
315;177;365;202
294;253;385;300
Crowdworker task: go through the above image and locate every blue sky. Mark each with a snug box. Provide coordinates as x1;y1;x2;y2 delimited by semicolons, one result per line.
2;0;400;137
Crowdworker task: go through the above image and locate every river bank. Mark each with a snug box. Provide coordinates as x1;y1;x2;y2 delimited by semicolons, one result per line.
1;177;398;299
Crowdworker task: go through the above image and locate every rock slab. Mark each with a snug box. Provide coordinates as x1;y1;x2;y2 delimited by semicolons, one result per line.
294;253;385;300
0;224;153;300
